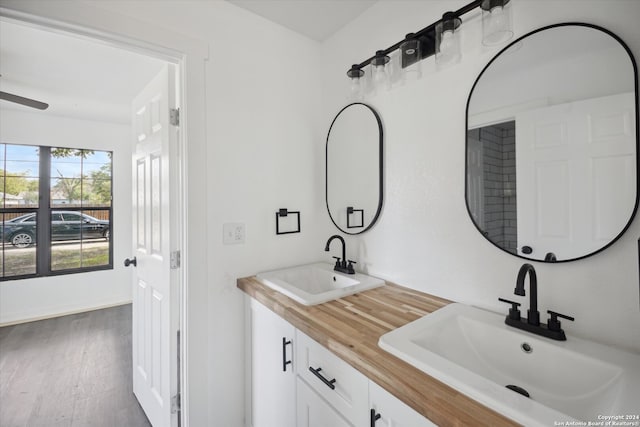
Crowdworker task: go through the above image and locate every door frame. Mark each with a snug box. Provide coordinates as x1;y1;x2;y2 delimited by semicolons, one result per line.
0;4;210;426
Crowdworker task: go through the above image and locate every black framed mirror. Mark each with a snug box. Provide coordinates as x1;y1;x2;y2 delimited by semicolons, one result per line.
326;103;383;234
466;23;638;262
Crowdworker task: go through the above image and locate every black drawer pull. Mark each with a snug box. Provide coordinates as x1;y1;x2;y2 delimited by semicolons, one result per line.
370;409;382;426
308;366;336;390
282;337;292;372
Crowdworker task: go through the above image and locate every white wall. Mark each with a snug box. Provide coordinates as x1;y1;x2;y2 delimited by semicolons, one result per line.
0;1;331;425
320;0;640;353
0;109;133;324
112;4;330;425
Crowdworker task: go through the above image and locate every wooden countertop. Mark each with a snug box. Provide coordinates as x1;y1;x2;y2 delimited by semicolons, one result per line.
238;276;519;427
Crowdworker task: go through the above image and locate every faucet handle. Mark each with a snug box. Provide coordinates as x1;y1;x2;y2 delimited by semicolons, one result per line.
347;260;356;274
498;297;522;321
547;310;574;332
332;256;342;267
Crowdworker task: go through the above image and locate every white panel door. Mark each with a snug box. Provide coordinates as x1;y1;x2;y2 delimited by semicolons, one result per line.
131;64;178;427
250;299;296;427
572;92;636;248
517;104;571;258
516;92;635;259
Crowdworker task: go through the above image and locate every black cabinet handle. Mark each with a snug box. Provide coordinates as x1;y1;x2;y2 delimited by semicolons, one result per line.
370;409;382;427
308;366;336;390
282;337;292;372
521;246;533;254
124;257;137;267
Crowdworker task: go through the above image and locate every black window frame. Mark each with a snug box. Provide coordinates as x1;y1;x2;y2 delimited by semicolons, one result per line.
1;144;113;280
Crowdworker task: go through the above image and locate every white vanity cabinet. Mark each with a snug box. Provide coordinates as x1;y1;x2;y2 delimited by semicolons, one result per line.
369;381;437;427
248;298;435;427
249;299;296;427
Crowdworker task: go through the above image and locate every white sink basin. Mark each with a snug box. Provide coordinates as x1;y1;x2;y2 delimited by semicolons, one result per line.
257;262;384;305
379;303;640;426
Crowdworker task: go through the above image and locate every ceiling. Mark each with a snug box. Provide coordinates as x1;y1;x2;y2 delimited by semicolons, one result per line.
0;1;376;123
0;20;166;124
227;0;378;42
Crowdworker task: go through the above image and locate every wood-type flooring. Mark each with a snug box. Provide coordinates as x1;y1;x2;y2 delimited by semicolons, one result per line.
0;304;151;427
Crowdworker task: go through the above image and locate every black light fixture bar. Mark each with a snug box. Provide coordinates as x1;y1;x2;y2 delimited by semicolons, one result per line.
350;0;482;71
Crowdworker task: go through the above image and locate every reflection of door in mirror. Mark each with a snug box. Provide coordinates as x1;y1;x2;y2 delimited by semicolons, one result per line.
466;23;638;262
516;92;635;259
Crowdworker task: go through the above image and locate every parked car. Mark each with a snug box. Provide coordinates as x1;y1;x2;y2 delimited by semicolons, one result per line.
1;211;110;248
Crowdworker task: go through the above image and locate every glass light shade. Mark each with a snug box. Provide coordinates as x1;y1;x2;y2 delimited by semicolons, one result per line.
349;76;363;101
372;64;390;91
400;36;422;81
435;15;461;68
371;51;391;93
481;0;513;46
346;64;365;101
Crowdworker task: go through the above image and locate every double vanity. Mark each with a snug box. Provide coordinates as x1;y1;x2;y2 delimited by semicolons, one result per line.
239;262;640;426
240;17;640;427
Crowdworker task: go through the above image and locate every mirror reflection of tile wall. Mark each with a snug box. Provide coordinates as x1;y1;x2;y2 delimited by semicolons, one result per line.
468;122;517;254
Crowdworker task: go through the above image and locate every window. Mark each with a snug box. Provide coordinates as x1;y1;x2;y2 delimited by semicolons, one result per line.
1;144;113;280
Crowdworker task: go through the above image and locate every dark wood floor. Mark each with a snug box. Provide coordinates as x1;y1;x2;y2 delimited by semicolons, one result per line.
0;304;151;427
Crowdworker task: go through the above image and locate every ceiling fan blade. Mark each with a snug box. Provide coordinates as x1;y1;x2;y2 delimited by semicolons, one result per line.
0;91;49;110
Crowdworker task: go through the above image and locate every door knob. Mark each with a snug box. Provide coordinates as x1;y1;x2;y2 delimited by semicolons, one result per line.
124;257;137;267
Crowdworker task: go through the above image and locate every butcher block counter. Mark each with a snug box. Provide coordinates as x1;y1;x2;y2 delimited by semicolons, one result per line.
237;276;519;426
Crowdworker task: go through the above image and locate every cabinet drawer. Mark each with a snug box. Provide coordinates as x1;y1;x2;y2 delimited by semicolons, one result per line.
296;330;368;426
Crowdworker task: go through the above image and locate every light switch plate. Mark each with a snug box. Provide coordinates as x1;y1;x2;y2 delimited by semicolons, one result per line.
223;222;245;244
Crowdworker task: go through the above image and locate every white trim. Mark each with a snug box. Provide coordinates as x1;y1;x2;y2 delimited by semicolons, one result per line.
0;6;207;60
0;4;210;426
0;300;132;327
468;97;551;129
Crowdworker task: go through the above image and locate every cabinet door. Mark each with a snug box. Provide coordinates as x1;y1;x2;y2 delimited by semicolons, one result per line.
296;377;352;427
251;299;296;427
369;381;436;427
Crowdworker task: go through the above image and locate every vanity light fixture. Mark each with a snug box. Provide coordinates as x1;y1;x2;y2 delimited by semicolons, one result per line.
400;33;423;81
435;11;462;67
347;64;365;101
371;50;391;92
481;0;513;46
346;0;514;90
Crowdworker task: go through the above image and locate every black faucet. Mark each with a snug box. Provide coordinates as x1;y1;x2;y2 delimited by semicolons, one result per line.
324;235;356;274
515;263;539;326
499;263;574;341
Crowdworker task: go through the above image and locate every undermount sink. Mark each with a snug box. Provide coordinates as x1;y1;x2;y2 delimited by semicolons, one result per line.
379;303;640;426
257;262;384;305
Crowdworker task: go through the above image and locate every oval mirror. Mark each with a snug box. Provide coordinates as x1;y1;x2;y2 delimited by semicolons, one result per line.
326;103;383;234
466;23;638;262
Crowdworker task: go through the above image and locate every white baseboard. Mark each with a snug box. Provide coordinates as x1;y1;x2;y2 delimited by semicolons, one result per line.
0;300;133;327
